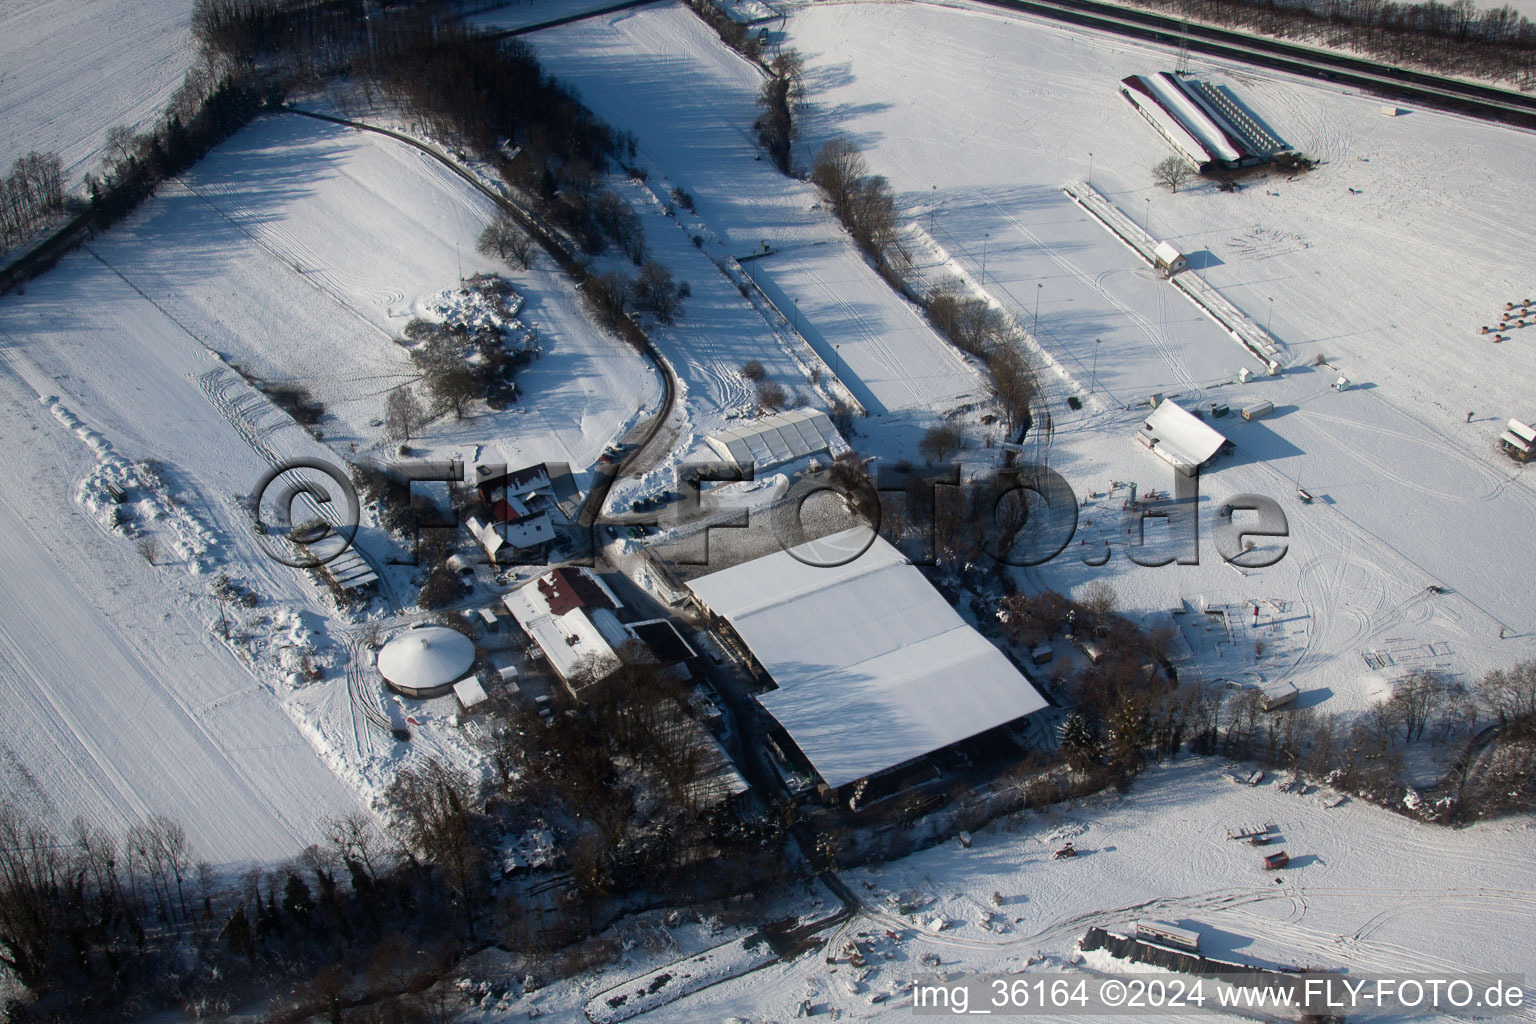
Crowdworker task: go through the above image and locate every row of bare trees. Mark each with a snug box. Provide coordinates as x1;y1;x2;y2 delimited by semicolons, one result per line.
0;152;65;251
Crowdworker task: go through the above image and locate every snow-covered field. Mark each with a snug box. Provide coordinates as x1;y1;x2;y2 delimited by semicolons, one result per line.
455;759;1536;1022
0;342;364;867
528;6;990;435
0;0;196;188
762;0;1536;707
0;107;666;860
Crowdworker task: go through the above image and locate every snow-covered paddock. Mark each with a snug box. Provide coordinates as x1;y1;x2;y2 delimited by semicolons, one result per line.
671;760;1536;1022
526;5;990;431
0;0;197;190
98;112;659;472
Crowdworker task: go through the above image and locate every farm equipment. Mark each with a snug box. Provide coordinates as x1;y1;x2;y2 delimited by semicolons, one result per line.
1263;851;1290;870
1053;841;1078;859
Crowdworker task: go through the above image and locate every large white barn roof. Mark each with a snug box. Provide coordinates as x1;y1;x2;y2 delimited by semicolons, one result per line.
1139;400;1227;473
705;409;845;471
687;530;1048;789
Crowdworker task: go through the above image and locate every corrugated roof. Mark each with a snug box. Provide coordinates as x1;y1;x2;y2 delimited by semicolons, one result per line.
1140;400;1228;470
705;409;844;470
686;530;1048;789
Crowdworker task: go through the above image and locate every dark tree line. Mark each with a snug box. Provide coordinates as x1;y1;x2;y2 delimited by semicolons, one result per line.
85;76;267;233
0;152;65;251
1130;0;1536;86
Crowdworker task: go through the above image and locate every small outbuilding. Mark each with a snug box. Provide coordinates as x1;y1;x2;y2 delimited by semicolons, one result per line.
1499;418;1535;462
1153;241;1188;277
377;625;476;699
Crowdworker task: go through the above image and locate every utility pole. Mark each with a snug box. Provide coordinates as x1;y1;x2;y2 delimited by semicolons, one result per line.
1035;283;1042;332
1091;337;1101;395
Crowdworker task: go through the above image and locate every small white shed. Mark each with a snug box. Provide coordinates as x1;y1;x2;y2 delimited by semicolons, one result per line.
1152;241;1188;277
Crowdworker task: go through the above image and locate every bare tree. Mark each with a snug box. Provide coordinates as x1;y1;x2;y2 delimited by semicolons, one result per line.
1078;579;1119;625
477;214;533;270
411;334;478;421
811;138;867;219
988;346;1038;431
385;758;484;938
0;804;61;991
918;422;964;462
755;379;788;411
1478;661;1536;725
385;386;425;442
739;359;767;383
1152;155;1193;194
632;260;689;323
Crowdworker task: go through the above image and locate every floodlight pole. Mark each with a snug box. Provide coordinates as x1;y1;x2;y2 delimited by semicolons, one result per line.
982;233;989;282
1035;283;1042;333
1088;151;1094;187
1091;337;1101;396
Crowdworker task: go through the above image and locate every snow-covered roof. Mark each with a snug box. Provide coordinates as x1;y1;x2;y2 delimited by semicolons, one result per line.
705;409;845;471
453;677;489;708
686;529;1048;789
1153;241;1184;266
503;568;626;684
1139;400;1228;473
377;626;475;691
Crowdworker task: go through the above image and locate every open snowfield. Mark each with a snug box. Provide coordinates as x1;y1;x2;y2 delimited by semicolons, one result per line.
692;761;1536;1021
452;759;1536;1022
0;333;365;867
105;112;659;473
0;0;196;189
528;5;990;429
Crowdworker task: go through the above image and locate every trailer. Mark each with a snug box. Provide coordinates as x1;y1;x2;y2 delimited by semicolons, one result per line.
1263;850;1290;870
1258;679;1299;710
1135;920;1201;952
1241;400;1275;421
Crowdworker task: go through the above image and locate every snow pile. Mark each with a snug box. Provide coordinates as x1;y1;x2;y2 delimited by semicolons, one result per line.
45;395;218;572
415;275;534;356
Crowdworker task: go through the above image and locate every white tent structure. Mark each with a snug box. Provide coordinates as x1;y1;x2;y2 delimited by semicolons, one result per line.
1137;400;1229;476
377;625;476;698
705;409;845;472
687;529;1048;791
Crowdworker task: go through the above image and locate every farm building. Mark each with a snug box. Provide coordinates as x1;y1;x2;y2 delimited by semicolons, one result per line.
468;462;558;561
304;530;379;592
1499;418;1535;462
685;529;1049;795
1120;72;1282;172
1136;399;1231;476
705;408;847;473
1153;241;1188;277
503;567;694;693
377;624;476;699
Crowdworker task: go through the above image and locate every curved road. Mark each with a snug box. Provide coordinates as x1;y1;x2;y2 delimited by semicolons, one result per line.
280;107;679;529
